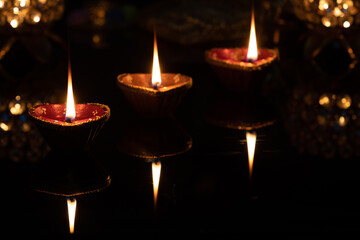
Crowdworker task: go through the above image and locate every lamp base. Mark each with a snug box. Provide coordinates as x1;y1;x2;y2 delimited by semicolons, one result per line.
205;92;276;130
117;115;192;160
32;149;111;197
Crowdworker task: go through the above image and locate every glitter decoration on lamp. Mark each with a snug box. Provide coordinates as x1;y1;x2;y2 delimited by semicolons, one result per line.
0;0;64;29
291;0;360;28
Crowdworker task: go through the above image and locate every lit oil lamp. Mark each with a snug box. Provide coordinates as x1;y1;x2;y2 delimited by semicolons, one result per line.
117;32;192;118
205;7;277;93
28;62;111;225
28;63;111;150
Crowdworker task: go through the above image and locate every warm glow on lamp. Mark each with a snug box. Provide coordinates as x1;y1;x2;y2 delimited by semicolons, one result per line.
246;7;258;62
151;32;162;89
246;131;257;182
67;198;77;234
65;63;76;122
152;161;161;211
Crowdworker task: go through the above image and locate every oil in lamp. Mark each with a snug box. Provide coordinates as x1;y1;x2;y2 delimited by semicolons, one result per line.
205;6;277;93
117;31;192;118
28;62;111;234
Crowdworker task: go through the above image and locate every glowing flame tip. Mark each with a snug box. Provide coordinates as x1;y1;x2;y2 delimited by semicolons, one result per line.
65;63;76;121
246;7;258;62
151;32;162;88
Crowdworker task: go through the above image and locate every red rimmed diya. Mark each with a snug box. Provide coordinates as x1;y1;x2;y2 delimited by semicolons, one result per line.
117;32;192;118
29;102;111;197
28;103;110;150
205;6;277;93
205;47;277;93
117;73;192;117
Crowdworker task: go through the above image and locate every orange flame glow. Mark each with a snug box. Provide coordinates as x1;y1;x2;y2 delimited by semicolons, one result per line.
152;161;161;211
246;131;257;182
67;198;77;234
65;62;76;121
151;32;162;88
246;7;258;62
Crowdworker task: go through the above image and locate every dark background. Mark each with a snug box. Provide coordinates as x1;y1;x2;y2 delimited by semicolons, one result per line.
1;0;360;238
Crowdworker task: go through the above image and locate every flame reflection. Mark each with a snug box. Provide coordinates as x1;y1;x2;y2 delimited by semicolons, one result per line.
152;160;161;211
246;131;257;182
67;198;77;234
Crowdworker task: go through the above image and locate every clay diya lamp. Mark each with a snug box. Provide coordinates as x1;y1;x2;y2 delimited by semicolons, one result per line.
117;33;192;118
28;67;111;197
205;8;277;93
28;103;110;150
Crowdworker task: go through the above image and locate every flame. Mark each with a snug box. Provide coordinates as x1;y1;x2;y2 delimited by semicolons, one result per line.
152;161;161;211
151;32;162;88
65;62;76;121
67;198;77;234
246;7;258;62
246;131;257;182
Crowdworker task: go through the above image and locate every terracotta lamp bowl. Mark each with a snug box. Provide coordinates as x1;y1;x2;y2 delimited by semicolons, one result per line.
28;103;110;150
205;47;277;93
117;73;192;117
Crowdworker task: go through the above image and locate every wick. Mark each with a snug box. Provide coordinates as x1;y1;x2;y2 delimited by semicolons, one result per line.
153;82;160;90
65;117;73;123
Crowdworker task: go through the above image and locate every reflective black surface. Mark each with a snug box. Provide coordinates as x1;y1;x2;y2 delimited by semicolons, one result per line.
2;0;360;237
